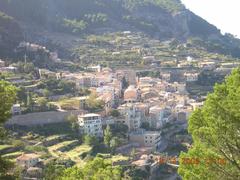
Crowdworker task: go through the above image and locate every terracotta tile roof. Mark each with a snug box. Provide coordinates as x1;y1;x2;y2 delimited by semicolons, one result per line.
17;153;39;161
124;90;137;100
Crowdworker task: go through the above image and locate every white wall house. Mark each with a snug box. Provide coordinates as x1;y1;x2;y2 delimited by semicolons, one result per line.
12;104;21;115
118;104;142;131
149;106;168;129
78;113;103;137
184;72;199;82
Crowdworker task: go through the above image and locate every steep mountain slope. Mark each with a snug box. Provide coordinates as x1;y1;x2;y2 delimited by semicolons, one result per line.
0;0;240;58
0;11;23;58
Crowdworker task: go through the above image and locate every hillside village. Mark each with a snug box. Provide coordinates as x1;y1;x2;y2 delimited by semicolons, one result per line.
0;0;240;179
1;30;240;179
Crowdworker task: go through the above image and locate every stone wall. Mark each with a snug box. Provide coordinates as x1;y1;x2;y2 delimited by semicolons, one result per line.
6;111;69;126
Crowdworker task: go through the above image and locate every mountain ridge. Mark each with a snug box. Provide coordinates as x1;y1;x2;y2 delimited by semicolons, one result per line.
0;0;240;58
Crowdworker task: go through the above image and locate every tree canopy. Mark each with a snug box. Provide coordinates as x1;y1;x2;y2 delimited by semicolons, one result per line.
104;125;113;148
0;80;17;179
85;92;104;112
0;80;17;124
178;68;240;179
58;157;122;180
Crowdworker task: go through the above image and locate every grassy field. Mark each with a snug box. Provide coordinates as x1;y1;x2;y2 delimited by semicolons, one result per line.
110;155;129;163
48;141;92;165
65;145;92;165
66;145;91;158
0;144;13;151
48;140;78;153
2;151;23;160
52;97;81;110
45;134;67;141
1;137;92;166
2;125;130;167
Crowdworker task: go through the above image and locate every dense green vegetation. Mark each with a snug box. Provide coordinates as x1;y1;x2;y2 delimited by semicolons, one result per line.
52;157;122;179
122;0;184;12
39;78;76;96
62;18;88;34
0;81;17;124
85;92;104;112
0;80;18;179
122;15;158;34
43;152;146;179
179;68;240;179
0;10;23;58
1;0;240;59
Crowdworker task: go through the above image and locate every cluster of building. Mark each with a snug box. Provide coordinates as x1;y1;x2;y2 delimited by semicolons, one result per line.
68;66;207;150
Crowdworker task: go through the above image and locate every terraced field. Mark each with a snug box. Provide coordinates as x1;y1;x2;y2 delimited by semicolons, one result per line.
46;139;91;165
0;134;90;164
2;151;23;159
0;144;14;151
1;133;128;167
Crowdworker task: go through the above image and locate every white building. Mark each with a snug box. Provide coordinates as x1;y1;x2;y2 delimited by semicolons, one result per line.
0;66;17;73
143;56;155;63
12;104;21;115
117;103;142;131
186;56;193;62
199;61;216;70
87;65;101;72
221;62;240;68
78;113;103;137
149;106;169;128
184;72;199;82
176;83;186;94
123;31;131;35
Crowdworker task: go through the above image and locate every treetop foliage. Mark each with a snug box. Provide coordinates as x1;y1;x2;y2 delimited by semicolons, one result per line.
179;68;240;179
58;157;122;180
0;80;17;124
0;80;18;179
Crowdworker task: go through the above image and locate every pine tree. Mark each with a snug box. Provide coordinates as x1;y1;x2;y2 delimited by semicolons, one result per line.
104;125;112;148
178;68;240;179
0;80;17;179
